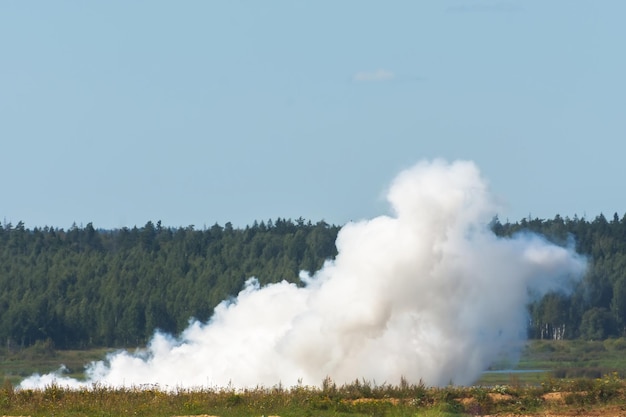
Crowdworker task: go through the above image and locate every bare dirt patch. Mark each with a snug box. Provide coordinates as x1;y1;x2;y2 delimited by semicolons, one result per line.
542;391;567;402
488;392;514;402
490;405;626;416
350;397;400;405
171;415;221;417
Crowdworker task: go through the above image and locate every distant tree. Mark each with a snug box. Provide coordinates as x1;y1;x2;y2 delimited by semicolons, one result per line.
580;307;617;340
611;274;626;335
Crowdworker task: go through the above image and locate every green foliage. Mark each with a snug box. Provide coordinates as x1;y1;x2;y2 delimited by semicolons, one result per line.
580;307;618;340
0;219;339;349
3;211;626;350
493;213;626;340
603;337;626;351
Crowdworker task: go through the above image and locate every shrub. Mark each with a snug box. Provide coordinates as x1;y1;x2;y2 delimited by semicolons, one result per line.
604;337;626;351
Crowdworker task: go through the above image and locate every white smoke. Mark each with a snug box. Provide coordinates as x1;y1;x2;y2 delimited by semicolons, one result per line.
20;159;586;390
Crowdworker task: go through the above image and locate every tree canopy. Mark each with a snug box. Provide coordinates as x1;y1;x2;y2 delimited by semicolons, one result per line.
1;213;626;349
0;218;338;348
493;213;626;340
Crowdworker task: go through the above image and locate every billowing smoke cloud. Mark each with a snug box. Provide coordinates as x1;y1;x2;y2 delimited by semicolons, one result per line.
20;160;586;389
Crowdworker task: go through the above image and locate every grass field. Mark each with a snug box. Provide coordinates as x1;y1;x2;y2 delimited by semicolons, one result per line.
2;339;626;416
1;373;626;416
1;344;114;387
475;338;626;385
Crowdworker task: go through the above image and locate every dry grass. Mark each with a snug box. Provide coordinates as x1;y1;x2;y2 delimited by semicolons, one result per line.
1;373;625;416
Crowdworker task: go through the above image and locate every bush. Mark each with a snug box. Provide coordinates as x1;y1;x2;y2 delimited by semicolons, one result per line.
604;337;626;351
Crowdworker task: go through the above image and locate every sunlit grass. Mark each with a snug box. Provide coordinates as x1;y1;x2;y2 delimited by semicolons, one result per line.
4;339;626;416
1;374;626;417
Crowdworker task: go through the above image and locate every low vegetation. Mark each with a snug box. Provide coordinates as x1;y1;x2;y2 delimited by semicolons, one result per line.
1;343;113;386
476;337;626;385
3;339;626;416
1;374;626;417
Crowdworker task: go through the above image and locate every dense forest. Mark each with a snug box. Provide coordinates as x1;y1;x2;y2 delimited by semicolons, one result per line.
493;213;626;341
1;213;625;350
0;218;339;349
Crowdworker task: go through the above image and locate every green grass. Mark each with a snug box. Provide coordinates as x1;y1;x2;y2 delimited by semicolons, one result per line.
1;344;114;386
476;370;548;386
474;338;626;385
4;339;626;416
1;375;625;417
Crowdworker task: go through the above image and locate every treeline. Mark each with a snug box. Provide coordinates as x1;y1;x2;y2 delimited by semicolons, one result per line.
0;218;339;349
494;213;626;341
1;213;626;349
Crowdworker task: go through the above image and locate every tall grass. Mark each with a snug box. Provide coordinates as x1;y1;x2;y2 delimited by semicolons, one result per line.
4;339;626;416
2;375;625;417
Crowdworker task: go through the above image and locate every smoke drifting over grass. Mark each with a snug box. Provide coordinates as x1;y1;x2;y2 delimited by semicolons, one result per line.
20;160;586;389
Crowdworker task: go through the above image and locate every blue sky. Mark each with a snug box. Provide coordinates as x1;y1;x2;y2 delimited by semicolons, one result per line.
1;1;625;229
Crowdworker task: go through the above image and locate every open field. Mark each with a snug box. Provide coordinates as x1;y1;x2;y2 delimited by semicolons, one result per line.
2;339;626;416
475;338;626;385
1;345;114;387
4;339;626;387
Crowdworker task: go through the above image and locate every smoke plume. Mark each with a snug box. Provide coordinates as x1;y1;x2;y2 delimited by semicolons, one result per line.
20;160;586;389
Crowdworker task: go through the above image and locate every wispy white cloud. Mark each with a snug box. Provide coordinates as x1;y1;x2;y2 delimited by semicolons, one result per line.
353;69;395;82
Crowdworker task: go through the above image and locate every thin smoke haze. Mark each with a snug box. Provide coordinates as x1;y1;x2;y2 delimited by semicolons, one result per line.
20;159;586;390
